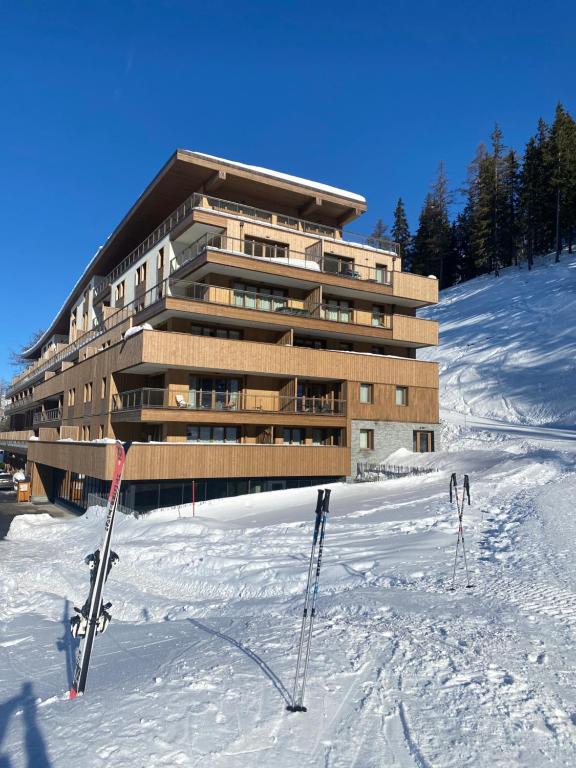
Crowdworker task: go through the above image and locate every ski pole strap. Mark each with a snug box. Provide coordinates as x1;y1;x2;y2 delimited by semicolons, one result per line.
449;473;457;503
313;489;324;544
464;475;470;504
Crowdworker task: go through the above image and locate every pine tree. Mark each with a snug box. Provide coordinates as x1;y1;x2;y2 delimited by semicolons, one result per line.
391;198;411;266
548;103;576;260
366;219;389;249
500;149;520;267
411;163;453;287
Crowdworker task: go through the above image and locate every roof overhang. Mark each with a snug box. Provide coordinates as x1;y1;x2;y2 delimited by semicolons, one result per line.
23;150;367;359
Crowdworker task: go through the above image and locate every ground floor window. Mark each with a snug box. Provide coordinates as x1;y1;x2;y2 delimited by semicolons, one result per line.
359;429;374;450
413;430;434;452
186;425;239;443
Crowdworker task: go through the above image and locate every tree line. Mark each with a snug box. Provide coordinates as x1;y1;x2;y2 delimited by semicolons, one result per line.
370;103;576;288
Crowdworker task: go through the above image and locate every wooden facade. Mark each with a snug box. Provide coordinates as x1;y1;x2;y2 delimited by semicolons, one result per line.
1;151;440;506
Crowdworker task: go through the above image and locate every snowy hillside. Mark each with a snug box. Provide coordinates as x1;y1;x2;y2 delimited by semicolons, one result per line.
420;251;576;429
1;254;576;767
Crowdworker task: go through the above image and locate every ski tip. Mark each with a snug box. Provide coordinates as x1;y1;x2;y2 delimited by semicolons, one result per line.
69;687;78;700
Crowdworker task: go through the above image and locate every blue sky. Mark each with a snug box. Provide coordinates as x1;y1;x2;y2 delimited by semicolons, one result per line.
0;0;575;381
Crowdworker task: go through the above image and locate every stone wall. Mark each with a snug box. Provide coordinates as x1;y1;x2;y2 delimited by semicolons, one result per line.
349;419;440;478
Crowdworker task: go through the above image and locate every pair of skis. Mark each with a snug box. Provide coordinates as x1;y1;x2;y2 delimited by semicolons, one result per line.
69;441;127;699
288;488;331;713
449;473;473;590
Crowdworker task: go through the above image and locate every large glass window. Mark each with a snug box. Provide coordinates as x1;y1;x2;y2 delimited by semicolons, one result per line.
190;324;242;340
324;298;352;323
244;237;288;260
188;376;241;409
187;425;239;442
283;428;303;445
233;282;286;312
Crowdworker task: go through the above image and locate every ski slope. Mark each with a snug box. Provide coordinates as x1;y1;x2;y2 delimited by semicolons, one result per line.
420;250;576;430
1;254;576;767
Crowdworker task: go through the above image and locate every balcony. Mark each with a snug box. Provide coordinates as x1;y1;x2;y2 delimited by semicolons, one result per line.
162;276;393;330
112;388;346;416
33;407;63;425
27;439;350;481
171;232;396;285
5;393;35;414
93;191;401;301
0;430;35;453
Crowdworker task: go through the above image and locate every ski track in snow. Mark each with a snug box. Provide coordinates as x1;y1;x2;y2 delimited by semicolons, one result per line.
1;253;576;767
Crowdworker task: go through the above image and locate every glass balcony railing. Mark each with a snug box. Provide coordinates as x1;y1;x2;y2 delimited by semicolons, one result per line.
112;387;345;415
171;232;395;286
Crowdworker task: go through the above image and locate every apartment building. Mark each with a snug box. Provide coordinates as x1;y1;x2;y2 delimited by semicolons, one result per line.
0;151;439;512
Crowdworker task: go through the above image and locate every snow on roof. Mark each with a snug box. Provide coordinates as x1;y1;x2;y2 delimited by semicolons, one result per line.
21;151;366;360
187;151;367;205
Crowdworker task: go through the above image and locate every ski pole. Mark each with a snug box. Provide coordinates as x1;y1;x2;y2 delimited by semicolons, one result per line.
297;489;331;711
288;490;324;712
459;475;472;588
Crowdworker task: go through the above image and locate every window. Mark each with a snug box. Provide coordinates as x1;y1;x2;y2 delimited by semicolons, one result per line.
395;386;408;406
244;237;288;260
68;388;76;407
190;324;242;340
371;346;387;355
337;341;353;352
324;298;352;323
188;376;240;410
81;425;90;440
375;263;390;284
186;425;239;443
359;429;374;450
283;428;303;445
294;336;326;349
101;377;107;399
359;384;373;404
157;248;165;270
99;424;104;439
372;305;391;327
312;428;341;446
135;263;147;286
233;281;286;312
115;281;125;301
84;382;92;403
413;430;434;453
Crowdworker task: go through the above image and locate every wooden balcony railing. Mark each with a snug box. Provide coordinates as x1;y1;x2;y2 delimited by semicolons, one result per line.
33;407;63;425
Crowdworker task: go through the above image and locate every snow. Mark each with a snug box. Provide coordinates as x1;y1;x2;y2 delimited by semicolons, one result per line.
2;252;576;766
419;250;576;429
123;323;153;339
187;150;366;204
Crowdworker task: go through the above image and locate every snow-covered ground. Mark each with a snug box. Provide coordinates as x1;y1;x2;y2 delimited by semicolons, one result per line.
1;254;576;767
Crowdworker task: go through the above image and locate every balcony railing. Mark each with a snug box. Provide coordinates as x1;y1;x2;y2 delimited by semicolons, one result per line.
7;300;136;396
163;277;393;329
0;430;35;450
171;232;396;286
5;393;35;414
33;407;63;425
92;191;400;299
112;388;346;416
